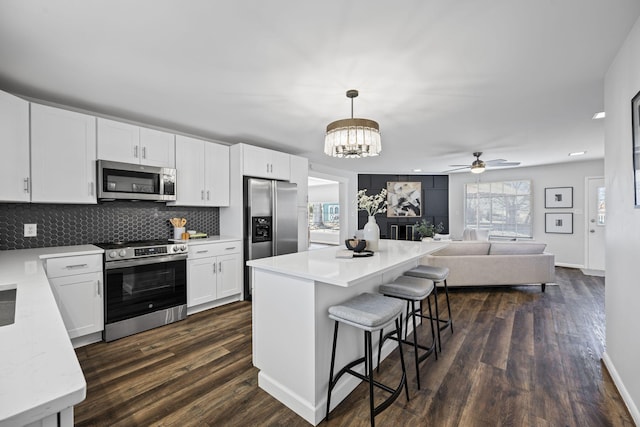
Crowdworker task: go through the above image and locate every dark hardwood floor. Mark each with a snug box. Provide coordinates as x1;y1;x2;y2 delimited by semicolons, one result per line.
74;268;634;426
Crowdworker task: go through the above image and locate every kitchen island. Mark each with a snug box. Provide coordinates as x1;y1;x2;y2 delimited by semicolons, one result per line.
247;239;448;425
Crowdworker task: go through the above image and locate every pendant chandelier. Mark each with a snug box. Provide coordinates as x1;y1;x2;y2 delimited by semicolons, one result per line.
324;89;381;158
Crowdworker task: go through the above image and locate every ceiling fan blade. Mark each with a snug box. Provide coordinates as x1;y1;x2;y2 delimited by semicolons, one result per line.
448;164;470;167
490;162;521;167
484;159;507;165
443;166;470;173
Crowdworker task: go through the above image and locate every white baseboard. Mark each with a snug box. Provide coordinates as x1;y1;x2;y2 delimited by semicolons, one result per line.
602;352;640;425
555;262;584;269
581;268;605;277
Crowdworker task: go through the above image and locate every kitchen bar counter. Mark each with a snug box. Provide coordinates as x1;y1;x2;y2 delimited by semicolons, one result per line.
247;240;448;425
0;245;102;427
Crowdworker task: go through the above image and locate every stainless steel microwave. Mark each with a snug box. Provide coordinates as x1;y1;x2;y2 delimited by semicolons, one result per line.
97;160;176;201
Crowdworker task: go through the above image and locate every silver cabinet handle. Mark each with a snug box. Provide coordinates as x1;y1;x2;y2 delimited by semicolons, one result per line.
142;146;146;159
89;182;94;196
213;263;217;274
225;247;236;250
24;177;30;193
219;261;222;273
134;145;139;158
201;190;205;200
207;190;210;200
65;264;88;269
96;280;101;297
266;163;269;174
196;250;209;254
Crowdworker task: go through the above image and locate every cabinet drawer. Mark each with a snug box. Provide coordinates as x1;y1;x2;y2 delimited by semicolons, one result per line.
188;241;241;259
45;254;102;278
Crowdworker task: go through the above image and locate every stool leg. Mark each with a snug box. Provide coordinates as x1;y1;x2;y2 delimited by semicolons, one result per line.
410;300;422;390
365;330;375;427
443;279;453;334
326;320;339;421
396;316;410;401
433;283;442;353
426;294;437;360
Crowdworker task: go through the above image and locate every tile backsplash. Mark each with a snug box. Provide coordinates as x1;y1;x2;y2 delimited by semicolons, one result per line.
0;202;220;250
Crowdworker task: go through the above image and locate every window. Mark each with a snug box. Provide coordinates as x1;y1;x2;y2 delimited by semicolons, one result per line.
464;180;532;238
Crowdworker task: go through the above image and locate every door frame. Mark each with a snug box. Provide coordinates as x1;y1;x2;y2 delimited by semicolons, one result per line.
583;176;605;276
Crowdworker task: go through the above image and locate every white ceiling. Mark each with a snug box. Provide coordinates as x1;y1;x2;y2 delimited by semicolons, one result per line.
1;1;639;174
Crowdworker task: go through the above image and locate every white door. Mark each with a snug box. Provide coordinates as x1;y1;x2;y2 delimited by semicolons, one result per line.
173;135;205;206
50;272;103;339
0;90;30;202
139;127;175;167
97;118;140;164
204;142;230;206
187;257;217;307
586;177;605;271
217;253;241;298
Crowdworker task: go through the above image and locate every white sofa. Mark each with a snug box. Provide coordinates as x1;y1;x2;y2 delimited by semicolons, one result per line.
420;241;555;292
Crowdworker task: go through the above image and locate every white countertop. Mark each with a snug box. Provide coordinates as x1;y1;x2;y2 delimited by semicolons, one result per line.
0;245;102;426
182;235;241;246
247;240;449;287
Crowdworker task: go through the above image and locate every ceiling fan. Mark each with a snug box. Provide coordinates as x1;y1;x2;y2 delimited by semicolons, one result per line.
444;152;521;174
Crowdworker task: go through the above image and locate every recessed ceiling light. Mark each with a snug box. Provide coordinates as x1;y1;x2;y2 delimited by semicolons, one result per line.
568;151;586;156
412;168;422;172
592;112;606;119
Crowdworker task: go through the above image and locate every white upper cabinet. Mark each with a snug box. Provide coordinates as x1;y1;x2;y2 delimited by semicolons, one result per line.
171;135;229;206
0;90;30;202
97;118;175;168
31;104;97;204
242;144;290;180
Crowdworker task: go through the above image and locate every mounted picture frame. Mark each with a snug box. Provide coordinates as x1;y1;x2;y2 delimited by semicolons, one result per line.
631;89;640;207
545;187;573;208
545;213;573;234
386;181;421;217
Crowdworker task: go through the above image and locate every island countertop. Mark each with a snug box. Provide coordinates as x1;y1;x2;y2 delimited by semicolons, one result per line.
0;245;102;426
247;239;449;287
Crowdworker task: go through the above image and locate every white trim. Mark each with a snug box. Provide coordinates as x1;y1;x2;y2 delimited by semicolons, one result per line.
602;352;640;425
580;268;605;277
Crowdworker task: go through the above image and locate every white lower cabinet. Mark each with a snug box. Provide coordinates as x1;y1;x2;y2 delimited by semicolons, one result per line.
45;254;104;340
187;240;241;313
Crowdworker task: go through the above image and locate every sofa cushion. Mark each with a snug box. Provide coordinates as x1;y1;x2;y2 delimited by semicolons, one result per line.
433;241;491;256
488;242;547;255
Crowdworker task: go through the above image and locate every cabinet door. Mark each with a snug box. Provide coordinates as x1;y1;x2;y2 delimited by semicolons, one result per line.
217;253;241;298
97;118;140;163
242;144;272;179
204;142;230;206
188;257;217;307
172;135;205;206
31;104;97;204
269;149;291;180
297;206;309;252
0;91;30;202
140;127;175;167
50;272;103;339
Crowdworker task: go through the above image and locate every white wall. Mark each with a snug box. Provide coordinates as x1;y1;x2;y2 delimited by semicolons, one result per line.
448;160;604;267
603;15;640;423
308;183;339;203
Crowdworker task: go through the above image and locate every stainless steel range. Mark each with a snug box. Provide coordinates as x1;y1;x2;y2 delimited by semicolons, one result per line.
95;240;188;342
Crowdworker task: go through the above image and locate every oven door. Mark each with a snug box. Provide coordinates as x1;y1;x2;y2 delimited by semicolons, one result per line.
104;255;187;325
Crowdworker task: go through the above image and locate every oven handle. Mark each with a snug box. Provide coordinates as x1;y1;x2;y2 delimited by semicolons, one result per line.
105;254;188;270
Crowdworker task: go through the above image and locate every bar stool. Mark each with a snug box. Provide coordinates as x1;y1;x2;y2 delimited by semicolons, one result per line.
377;275;437;390
405;265;453;352
326;293;409;427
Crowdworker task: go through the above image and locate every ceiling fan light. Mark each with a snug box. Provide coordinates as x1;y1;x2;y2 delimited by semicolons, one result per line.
470;159;485;173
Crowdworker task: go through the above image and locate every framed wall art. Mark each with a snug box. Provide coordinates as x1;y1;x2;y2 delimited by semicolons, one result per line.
545;213;573;234
545;187;573;208
386;181;421;217
632;89;640;206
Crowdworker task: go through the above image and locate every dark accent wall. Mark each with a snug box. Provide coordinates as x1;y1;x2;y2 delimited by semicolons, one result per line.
0;202;219;251
358;174;449;239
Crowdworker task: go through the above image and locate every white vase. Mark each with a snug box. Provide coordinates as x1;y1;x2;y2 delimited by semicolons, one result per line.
363;216;380;251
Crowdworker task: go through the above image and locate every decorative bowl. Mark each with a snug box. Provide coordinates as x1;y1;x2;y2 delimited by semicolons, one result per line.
345;238;367;252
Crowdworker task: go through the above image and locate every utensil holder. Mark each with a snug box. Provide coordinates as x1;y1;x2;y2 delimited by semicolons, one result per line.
173;227;185;240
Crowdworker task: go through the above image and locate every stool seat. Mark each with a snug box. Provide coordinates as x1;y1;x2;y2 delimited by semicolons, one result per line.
405;265;449;281
379;276;434;301
329;293;405;331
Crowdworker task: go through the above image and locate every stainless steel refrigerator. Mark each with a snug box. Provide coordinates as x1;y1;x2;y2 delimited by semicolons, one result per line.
244;177;298;299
